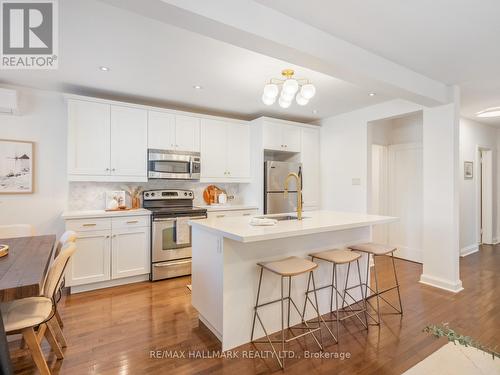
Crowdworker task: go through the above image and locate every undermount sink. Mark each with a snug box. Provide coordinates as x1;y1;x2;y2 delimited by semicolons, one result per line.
257;215;310;221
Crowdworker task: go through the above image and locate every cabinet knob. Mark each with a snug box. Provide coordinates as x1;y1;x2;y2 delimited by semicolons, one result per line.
105;168;110;171
111;168;116;172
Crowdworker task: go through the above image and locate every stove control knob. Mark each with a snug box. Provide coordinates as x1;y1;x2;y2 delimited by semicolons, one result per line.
189;192;193;196
184;192;188;196
151;192;155;197
145;193;149;197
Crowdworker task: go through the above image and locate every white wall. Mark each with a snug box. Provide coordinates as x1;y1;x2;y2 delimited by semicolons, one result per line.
0;87;67;235
459;118;499;254
320;97;462;292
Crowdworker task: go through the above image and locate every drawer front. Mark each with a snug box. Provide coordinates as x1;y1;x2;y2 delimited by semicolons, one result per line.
207;209;258;219
112;215;150;230
66;218;111;232
152;259;191;280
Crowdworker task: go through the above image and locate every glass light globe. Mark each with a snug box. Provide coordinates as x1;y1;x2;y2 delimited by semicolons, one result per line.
295;93;309;106
278;97;291;108
262;93;275;106
300;84;316;99
282;79;299;95
280;90;295;101
263;83;279;99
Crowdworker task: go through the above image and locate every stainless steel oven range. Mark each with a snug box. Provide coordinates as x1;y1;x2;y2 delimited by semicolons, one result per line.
143;189;207;281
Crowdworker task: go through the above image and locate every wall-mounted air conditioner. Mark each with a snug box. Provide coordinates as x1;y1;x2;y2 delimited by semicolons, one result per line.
0;88;18;115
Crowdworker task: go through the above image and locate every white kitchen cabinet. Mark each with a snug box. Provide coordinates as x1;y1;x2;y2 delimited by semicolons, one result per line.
67;100;111;176
67;99;147;182
175;115;200;152
110;105;148;178
111;227;150;279
300;127;320;209
147;111;175;150
226;122;251;179
148;111;200;152
66;231;111;286
263;121;301;152
201;119;251;181
64;213;151;292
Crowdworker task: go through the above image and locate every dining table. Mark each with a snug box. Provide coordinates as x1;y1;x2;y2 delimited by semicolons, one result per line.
0;234;56;375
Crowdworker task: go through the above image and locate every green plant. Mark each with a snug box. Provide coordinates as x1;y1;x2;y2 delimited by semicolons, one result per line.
424;323;499;359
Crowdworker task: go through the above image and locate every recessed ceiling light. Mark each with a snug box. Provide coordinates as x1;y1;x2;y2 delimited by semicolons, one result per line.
312;109;318;114
99;66;110;71
369;92;376;97
476;107;500;118
193;85;203;90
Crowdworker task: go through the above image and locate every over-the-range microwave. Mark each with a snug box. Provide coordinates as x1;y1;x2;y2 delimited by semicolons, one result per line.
148;149;201;180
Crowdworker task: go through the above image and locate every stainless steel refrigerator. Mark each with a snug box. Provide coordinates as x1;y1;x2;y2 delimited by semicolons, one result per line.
264;161;302;214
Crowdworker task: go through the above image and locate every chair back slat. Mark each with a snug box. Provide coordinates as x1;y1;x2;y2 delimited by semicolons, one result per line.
54;230;77;258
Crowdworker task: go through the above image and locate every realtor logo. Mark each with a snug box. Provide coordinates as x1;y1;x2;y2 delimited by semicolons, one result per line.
1;0;58;69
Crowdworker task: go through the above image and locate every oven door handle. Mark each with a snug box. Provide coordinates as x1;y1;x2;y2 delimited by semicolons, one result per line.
153;218;177;222
189;158;194;177
154;259;191;267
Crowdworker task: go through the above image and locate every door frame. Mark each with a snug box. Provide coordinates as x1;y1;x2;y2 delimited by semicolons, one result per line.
476;145;493;245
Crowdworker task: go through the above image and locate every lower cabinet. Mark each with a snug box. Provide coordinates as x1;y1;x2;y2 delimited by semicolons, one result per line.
111;227;150;279
206;208;258;219
65;215;150;289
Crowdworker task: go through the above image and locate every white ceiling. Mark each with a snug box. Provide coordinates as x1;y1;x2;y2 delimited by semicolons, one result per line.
0;0;389;122
254;0;500;126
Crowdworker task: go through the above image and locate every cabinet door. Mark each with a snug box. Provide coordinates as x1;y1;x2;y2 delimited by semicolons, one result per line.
66;231;111;286
67;100;110;175
226;122;250;178
200;119;227;178
148;111;175;150
262;121;283;151
282;125;301;152
110;106;148;177
111;227;150;279
175;115;200;152
300;127;320;208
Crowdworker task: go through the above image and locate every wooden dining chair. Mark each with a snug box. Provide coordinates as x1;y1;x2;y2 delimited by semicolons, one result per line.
1;243;76;375
0;224;34;239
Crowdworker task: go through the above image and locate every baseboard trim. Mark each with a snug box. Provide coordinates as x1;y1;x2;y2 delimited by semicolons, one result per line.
460;244;479;257
69;274;150;294
419;274;464;293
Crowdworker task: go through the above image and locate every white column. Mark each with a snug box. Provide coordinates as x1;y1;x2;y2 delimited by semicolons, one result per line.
420;86;463;292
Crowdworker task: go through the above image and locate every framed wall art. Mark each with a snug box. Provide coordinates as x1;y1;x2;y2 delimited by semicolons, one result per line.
0;139;34;194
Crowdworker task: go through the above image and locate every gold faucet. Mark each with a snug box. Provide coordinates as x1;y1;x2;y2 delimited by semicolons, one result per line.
284;172;303;220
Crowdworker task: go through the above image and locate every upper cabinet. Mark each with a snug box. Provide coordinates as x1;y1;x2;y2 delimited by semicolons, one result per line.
300;127;320;209
263;120;301;152
148;111;200;152
200;119;251;182
67;99;147;182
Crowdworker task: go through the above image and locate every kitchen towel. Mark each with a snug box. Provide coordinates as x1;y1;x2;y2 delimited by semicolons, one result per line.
175;217;190;245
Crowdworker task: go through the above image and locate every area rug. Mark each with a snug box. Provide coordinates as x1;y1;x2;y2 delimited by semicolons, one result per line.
404;342;500;374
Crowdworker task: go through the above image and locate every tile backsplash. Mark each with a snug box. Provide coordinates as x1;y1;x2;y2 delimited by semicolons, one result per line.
68;181;245;211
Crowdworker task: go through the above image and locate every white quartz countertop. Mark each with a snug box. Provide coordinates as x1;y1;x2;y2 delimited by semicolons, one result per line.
197;204;259;212
62;208;151;220
189;210;398;243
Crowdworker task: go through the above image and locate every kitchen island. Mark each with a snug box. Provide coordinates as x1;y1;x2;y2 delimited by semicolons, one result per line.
189;210;397;351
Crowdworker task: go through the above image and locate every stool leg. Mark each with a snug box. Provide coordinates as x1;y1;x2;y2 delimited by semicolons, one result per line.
341;262;351;310
391;253;403;314
287;276;292;329
310;271;323;351
334;264;340;342
356;259;369;330
250;267;264;342
372;255;381;325
330;260;335;313
281;275;285;369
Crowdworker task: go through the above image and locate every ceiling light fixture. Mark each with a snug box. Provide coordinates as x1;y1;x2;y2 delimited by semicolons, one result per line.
99;66;110;71
476;107;500;118
193;85;203;90
262;69;316;108
369;92;376;97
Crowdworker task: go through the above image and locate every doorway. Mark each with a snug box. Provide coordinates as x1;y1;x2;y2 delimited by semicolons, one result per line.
478;147;493;245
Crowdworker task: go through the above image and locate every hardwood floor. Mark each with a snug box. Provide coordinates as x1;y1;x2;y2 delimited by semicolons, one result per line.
11;245;500;374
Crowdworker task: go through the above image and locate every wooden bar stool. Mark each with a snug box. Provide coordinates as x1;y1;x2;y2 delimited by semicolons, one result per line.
348;243;403;325
307;249;368;343
251;256;323;369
